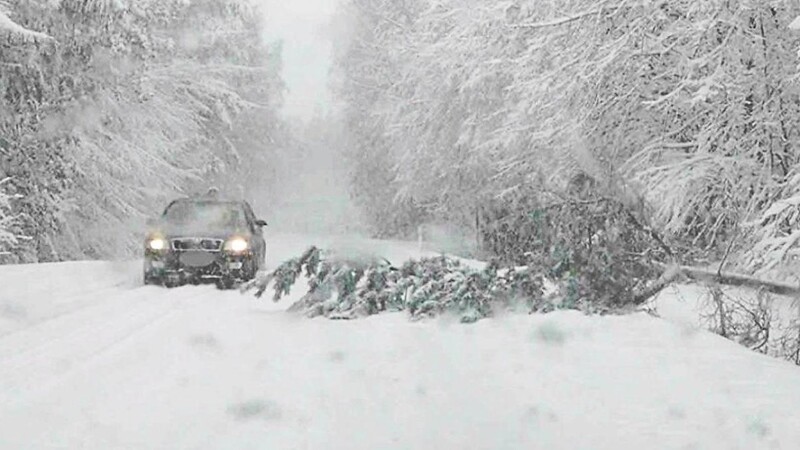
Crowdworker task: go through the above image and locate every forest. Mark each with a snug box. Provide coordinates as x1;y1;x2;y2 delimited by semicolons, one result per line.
3;1;800;295
334;1;800;284
1;0;286;262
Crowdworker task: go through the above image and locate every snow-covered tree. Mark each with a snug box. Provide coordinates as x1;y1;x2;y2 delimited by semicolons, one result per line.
333;0;443;239
0;0;285;261
334;0;800;276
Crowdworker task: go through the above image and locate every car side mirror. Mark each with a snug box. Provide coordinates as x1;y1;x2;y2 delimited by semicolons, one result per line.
255;219;268;227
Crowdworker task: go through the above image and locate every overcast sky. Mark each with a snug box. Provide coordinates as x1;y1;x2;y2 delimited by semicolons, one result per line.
261;0;339;120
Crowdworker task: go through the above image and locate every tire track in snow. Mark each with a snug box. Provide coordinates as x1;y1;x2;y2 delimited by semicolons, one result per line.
0;286;222;406
0;286;168;360
0;285;139;340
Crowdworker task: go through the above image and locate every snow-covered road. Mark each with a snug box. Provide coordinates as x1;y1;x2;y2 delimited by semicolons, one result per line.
1;234;800;449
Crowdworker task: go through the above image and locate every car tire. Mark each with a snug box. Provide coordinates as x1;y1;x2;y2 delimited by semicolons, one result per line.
216;276;235;290
245;257;258;281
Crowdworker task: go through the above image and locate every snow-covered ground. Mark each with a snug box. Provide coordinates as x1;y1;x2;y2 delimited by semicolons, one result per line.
1;234;800;449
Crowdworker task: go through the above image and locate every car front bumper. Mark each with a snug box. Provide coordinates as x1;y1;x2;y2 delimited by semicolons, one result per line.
144;249;250;284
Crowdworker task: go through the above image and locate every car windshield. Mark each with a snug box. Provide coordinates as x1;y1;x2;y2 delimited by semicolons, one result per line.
162;201;246;230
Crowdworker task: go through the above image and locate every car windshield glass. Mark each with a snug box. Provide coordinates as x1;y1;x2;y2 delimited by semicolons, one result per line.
162;201;245;230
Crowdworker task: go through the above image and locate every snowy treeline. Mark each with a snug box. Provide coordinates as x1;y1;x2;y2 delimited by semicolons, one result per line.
0;0;284;262
334;0;800;277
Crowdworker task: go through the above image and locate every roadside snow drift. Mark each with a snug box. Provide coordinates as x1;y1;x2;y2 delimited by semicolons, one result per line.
1;234;800;449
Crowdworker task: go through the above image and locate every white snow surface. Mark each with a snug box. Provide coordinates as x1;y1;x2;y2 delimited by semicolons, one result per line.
1;234;800;449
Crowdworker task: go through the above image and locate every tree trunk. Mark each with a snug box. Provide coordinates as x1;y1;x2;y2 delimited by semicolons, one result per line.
650;263;800;297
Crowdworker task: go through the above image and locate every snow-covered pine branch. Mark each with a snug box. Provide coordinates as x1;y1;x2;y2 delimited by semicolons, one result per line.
0;5;50;41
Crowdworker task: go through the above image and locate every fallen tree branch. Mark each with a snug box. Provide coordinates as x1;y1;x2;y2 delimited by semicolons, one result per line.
511;4;625;30
655;262;800;297
623;209;675;260
633;264;684;304
543;191;677;261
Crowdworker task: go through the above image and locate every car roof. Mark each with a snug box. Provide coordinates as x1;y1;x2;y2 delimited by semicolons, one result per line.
168;197;245;206
162;198;249;214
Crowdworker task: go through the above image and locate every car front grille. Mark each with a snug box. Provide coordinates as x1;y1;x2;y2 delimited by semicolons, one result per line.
171;238;223;252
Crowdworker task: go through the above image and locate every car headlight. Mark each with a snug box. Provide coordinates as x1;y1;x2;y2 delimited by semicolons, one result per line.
148;238;167;251
224;237;248;253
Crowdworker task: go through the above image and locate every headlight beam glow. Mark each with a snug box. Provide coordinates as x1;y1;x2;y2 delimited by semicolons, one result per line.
148;238;167;251
225;238;249;253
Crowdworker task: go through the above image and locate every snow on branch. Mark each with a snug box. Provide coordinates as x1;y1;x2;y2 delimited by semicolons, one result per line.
0;178;20;251
511;4;626;29
0;9;51;41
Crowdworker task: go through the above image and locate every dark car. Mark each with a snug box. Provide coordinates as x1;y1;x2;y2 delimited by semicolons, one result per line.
143;197;267;289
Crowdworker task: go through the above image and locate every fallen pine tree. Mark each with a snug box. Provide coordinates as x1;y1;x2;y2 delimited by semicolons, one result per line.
240;246;551;322
238;222;800;324
238;245;686;321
